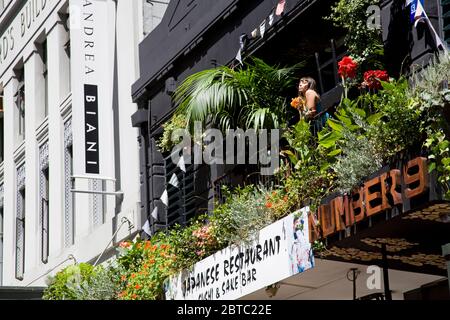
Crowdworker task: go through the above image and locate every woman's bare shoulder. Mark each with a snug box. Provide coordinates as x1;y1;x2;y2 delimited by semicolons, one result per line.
305;89;320;99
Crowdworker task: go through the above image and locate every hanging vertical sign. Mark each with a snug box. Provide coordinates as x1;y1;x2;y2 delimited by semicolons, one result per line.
81;0;100;174
70;0;113;175
84;84;99;173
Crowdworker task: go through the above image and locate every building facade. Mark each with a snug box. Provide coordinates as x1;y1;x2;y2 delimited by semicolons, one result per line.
0;0;168;287
132;0;450;299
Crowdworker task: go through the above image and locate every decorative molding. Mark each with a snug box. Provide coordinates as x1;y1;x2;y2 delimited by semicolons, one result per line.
60;93;72;120
39;141;49;170
13;141;25;164
64;118;73;147
36;118;50;142
16;164;25;190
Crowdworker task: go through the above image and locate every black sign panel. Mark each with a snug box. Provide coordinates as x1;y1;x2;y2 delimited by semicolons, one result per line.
84;84;99;174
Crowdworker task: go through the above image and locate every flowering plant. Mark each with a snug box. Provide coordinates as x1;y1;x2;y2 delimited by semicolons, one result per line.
338;56;358;79
192;225;217;257
264;189;291;220
117;241;176;300
363;70;389;90
291;96;306;111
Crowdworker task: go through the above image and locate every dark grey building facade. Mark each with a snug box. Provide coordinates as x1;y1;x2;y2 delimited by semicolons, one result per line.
131;0;447;235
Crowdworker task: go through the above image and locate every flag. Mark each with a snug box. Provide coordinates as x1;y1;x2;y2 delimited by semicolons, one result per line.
161;189;169;207
151;206;159;220
412;0;425;27
235;49;243;66
177;156;186;172
276;0;285;16
408;0;448;52
239;33;247;50
268;13;274;26
142;220;151;236
251;28;259;38
169;173;179;188
259;20;266;38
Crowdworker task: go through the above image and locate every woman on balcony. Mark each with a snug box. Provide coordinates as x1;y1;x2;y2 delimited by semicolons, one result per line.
296;77;329;133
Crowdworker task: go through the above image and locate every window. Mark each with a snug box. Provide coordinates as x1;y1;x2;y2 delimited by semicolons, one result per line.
64;120;74;247
15;164;25;280
42;40;48;118
443;0;450;47
41;168;49;263
62;10;71;95
162;154;208;229
92;178;106;227
64;39;71;93
14;68;25;143
40;141;49;263
15;187;25;280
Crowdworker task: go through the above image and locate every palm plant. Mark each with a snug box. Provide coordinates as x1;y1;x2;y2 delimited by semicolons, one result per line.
173;58;298;131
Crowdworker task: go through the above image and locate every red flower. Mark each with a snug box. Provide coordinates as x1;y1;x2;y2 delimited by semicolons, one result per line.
338;56;358;79
363;70;389;90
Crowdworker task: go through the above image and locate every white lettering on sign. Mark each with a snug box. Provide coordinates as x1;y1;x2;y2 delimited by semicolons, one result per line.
165;208;315;300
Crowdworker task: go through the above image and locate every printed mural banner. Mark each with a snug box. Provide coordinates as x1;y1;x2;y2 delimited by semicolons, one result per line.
164;207;314;300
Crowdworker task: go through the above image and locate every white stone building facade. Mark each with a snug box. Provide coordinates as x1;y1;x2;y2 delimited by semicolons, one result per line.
0;0;167;286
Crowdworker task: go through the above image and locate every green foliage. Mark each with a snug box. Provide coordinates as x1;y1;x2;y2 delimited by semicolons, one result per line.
157;113;188;153
71;266;117;300
43;263;96;300
332;129;383;193
209;185;273;246
409;53;450;107
278;119;336;214
174;58;299;132
326;0;383;66
425;129;450;198
320;79;423;164
364;79;423;160
312;240;326;253
408;53;450;198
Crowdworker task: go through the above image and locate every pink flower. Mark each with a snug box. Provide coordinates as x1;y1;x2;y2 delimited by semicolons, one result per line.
119;241;131;248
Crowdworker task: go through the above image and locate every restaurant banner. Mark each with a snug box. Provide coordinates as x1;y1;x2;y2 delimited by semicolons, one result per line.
164;207;314;300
